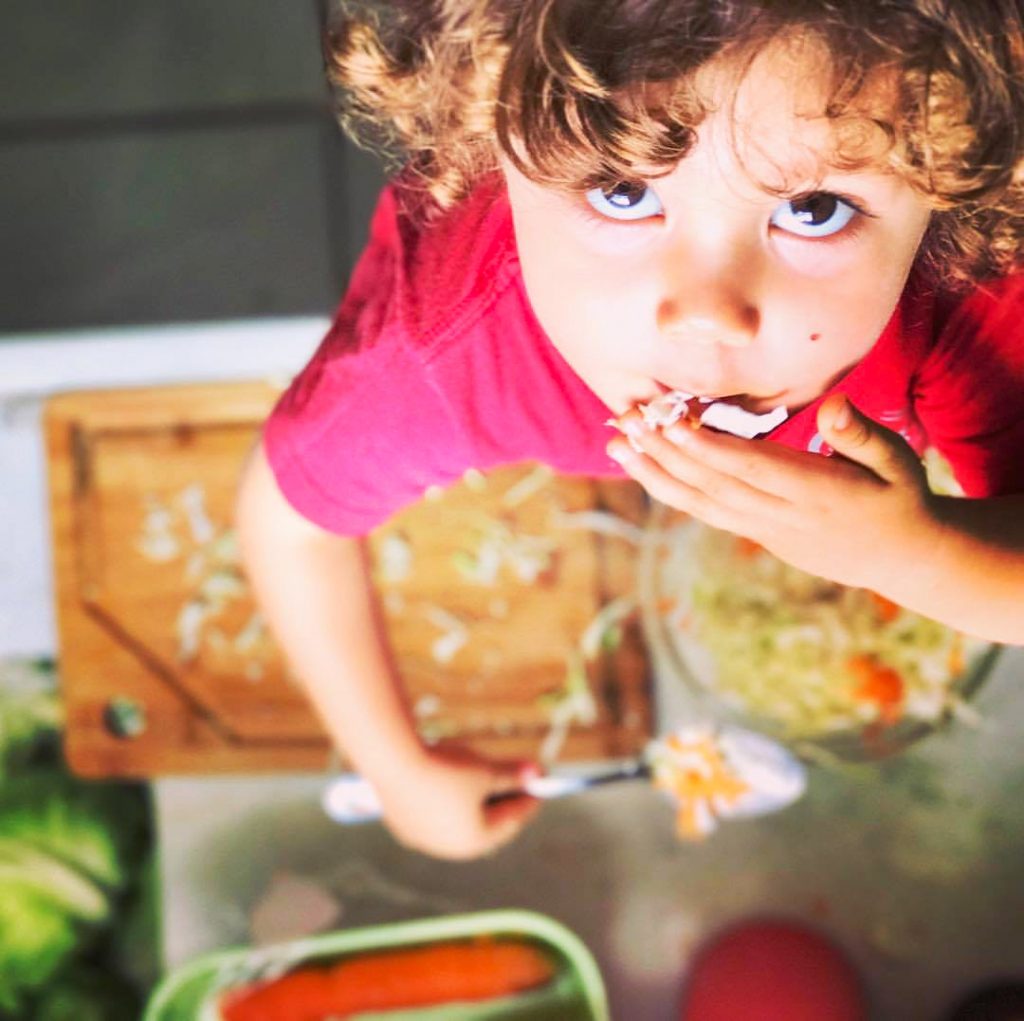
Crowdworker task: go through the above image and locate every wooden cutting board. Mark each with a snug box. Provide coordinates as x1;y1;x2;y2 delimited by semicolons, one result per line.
45;381;653;778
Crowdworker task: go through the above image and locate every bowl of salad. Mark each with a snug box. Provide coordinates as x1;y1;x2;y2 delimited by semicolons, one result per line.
640;508;1001;762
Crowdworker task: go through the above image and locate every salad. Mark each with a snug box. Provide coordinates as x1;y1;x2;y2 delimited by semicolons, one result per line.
648;518;994;752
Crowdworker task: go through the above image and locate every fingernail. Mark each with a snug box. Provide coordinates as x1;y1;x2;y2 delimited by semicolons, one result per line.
832;399;852;432
620;417;645;440
518;761;543;782
606;441;631;464
665;424;692;445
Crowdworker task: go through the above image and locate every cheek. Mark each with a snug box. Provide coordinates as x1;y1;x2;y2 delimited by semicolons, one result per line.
765;281;890;379
773;236;868;280
770;248;906;344
518;247;592;341
518;236;641;342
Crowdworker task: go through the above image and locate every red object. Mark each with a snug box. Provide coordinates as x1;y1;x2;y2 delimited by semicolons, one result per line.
265;169;1024;538
680;919;867;1021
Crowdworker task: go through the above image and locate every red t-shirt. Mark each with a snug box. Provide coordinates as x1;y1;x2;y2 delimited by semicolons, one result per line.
265;176;1024;535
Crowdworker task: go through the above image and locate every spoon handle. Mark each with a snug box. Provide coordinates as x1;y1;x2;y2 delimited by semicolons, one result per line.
322;761;650;825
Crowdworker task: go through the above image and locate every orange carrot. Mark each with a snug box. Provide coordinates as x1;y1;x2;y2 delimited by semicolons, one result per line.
735;537;764;559
218;938;556;1021
847;655;905;724
653;734;750;841
948;635;965;677
868;591;901;623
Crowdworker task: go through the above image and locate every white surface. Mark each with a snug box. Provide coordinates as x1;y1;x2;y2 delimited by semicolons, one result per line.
156;646;1024;1021
0;318;324;656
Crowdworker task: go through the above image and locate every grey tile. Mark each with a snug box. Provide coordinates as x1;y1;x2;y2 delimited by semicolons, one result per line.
0;121;341;331
2;0;325;123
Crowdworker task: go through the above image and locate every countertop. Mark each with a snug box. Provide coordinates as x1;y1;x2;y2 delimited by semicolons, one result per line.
155;645;1024;1021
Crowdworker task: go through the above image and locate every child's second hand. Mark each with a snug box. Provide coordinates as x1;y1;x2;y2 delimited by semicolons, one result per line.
320;759;652;824
321;725;807;835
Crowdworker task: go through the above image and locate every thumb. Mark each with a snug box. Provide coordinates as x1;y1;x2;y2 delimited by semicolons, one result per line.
816;393;919;483
482;759;542;827
483;790;541;848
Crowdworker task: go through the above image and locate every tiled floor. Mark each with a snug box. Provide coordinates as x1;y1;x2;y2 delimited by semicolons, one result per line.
1;0;383;333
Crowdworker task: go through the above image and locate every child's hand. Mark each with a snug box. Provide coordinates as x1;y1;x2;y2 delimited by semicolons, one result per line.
372;745;541;860
608;393;944;596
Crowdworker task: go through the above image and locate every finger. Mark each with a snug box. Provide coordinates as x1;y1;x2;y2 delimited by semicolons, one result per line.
660;418;848;501
816;394;922;484
485;758;541;795
608;434;791;522
482;795;541;850
607;438;788;535
645;424;791;503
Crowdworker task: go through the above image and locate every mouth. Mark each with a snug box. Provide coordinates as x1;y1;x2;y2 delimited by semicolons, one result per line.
654;383;786;416
640;385;790;439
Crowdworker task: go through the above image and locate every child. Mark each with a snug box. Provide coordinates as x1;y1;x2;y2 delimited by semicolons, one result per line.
237;0;1024;860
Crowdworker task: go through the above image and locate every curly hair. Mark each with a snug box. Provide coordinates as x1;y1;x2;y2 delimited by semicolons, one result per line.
324;0;1024;289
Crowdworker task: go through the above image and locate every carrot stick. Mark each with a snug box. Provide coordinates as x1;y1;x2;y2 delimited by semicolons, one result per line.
218;938;556;1021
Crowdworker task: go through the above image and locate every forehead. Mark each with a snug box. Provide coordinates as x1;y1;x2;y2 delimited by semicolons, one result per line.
682;33;898;190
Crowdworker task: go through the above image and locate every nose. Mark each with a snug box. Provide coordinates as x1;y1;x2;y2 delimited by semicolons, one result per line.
656;256;760;347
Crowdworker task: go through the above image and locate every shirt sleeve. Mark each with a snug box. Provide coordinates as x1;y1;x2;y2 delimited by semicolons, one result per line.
262;189;478;535
912;274;1024;497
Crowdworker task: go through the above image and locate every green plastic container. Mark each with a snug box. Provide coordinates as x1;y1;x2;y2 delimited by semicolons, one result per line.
144;909;609;1021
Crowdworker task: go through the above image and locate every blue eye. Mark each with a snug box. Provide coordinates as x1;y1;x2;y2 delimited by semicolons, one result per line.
584;181;663;221
769;193;857;238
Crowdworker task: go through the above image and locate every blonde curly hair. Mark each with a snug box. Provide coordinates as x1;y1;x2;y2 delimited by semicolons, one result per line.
325;0;1024;289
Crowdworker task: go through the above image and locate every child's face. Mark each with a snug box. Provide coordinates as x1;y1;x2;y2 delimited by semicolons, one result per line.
502;41;932;417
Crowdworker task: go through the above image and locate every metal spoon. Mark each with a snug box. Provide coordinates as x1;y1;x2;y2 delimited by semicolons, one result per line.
321;724;807;827
322;760;652;825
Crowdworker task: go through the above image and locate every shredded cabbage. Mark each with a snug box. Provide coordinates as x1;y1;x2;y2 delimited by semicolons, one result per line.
655;522;991;741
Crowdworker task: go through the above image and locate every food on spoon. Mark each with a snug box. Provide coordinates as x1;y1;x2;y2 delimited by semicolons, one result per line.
208;937;557;1021
646;724;807;840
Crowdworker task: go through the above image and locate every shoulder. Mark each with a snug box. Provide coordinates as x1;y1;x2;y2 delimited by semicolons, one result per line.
933;271;1024;343
386;173;523;346
275;174;524;426
921;270;1024;372
912;271;1024;496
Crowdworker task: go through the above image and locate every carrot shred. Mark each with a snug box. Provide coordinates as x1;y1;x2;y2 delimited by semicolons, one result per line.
654;734;751;841
218;938;556;1021
735;537;764;559
948;635;965;677
846;654;905;724
867;591;901;623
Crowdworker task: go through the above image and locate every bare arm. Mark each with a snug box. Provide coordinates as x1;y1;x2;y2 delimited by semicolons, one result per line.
235;442;424;774
235;441;539;858
908;494;1024;645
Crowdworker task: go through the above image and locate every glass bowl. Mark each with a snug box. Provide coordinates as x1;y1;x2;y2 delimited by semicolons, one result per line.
639;505;1001;763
